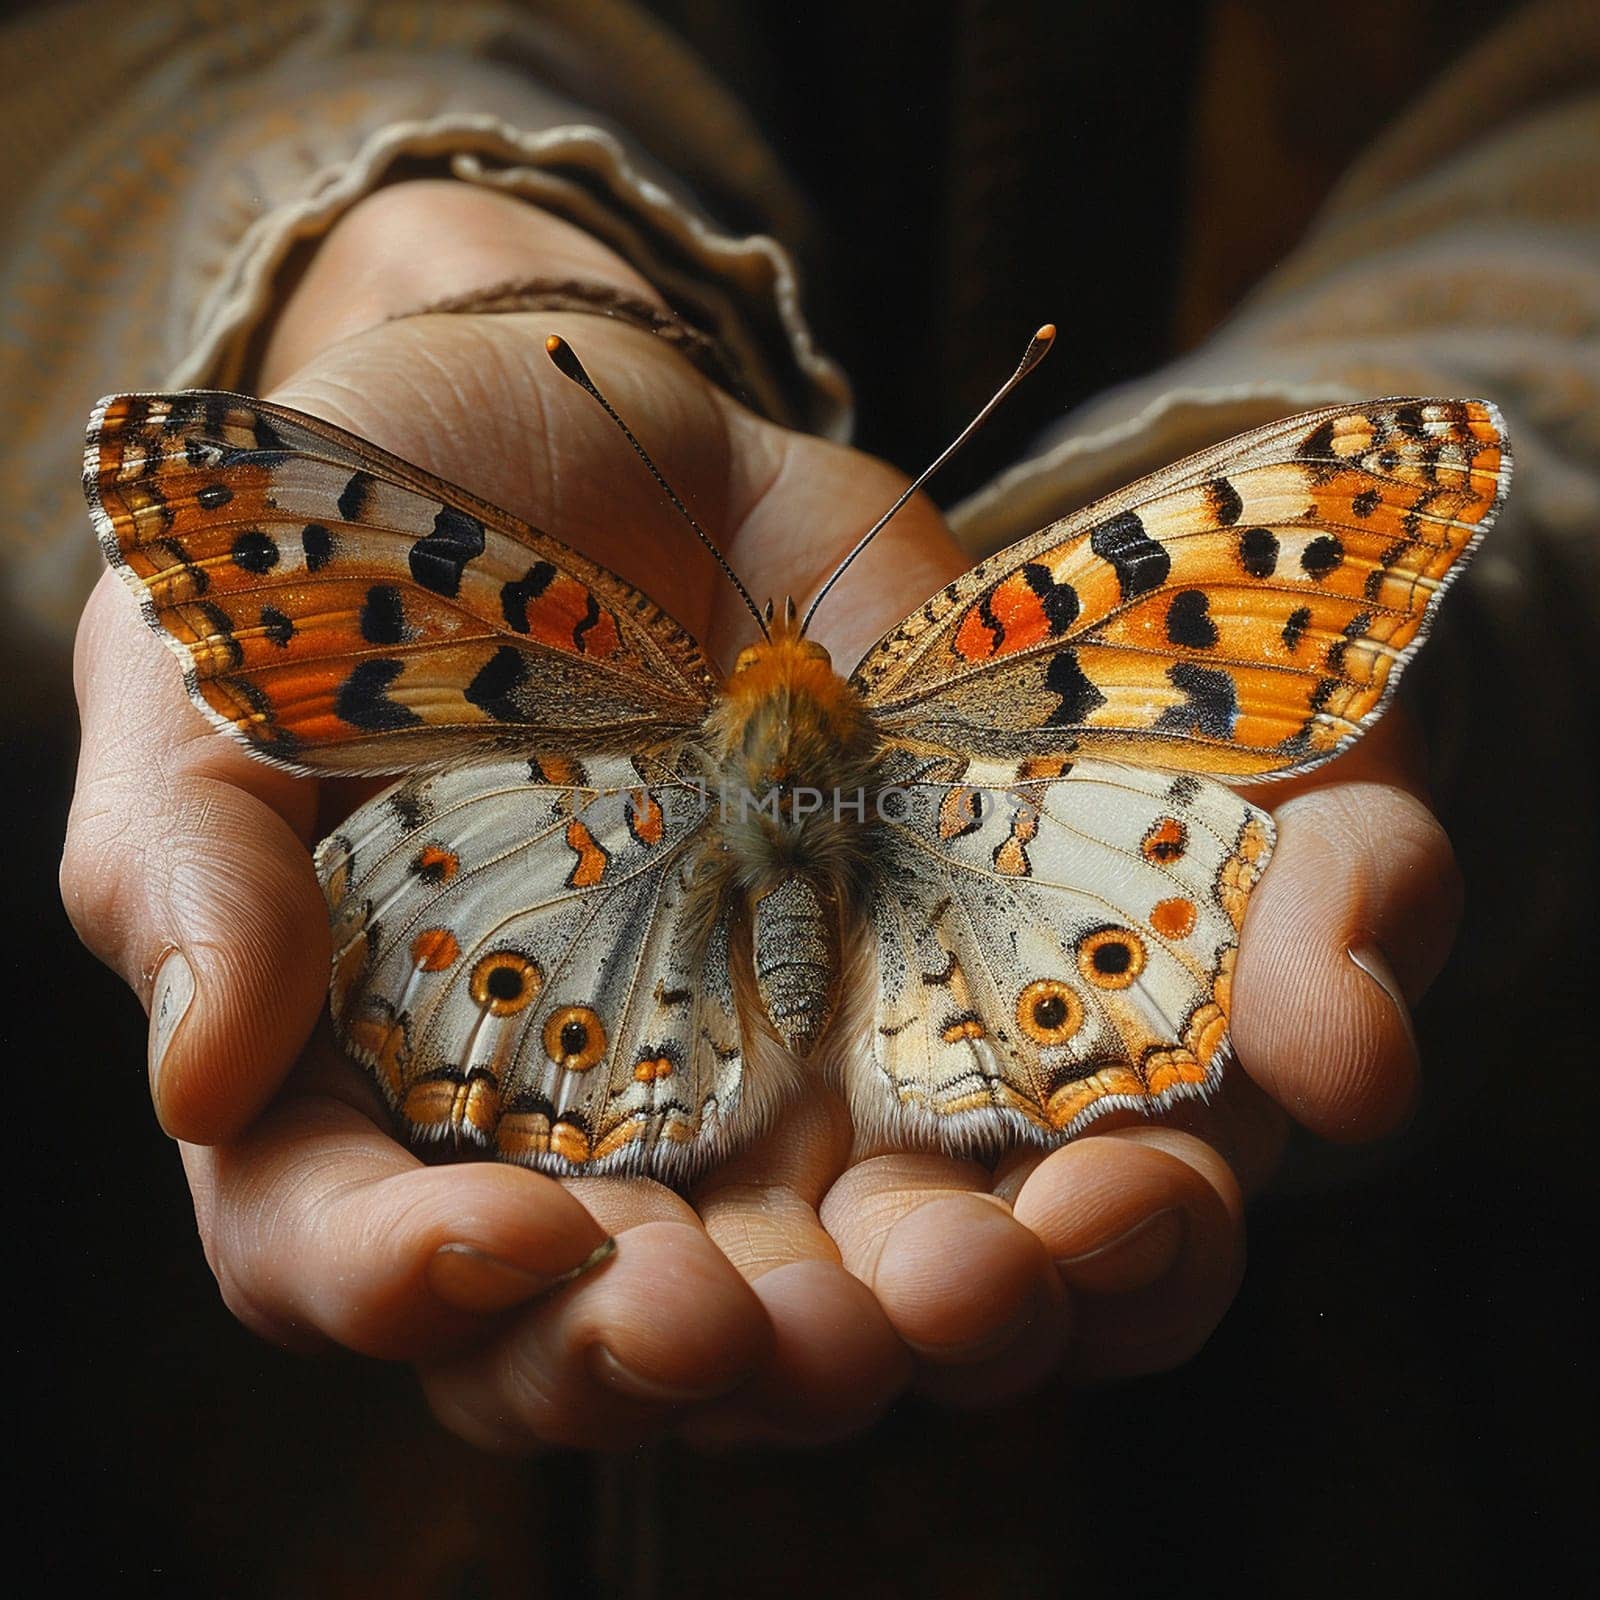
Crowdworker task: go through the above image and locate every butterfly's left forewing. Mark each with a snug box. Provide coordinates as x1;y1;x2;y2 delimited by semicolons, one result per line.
319;752;766;1176
86;392;716;773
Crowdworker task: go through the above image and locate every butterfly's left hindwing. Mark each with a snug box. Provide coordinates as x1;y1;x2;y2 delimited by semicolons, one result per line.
851;759;1272;1146
318;753;753;1177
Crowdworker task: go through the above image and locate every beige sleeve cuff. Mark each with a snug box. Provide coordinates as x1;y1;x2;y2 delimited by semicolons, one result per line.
1;0;848;652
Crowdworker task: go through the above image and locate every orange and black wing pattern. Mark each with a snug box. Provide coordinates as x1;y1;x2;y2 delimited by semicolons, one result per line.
85;392;717;774
852;400;1509;779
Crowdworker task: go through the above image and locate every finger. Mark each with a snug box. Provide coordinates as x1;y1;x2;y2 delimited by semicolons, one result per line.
685;1093;911;1443
184;1049;614;1361
1234;723;1463;1142
420;1219;771;1453
1010;1128;1245;1380
62;572;328;1142
820;1154;1072;1405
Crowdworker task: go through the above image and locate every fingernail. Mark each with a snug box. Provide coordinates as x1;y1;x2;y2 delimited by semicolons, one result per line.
1347;943;1418;1054
587;1343;749;1407
428;1235;615;1315
1054;1207;1186;1295
148;949;195;1107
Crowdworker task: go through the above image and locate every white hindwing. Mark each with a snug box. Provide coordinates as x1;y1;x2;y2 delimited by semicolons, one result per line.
850;759;1274;1151
316;752;753;1177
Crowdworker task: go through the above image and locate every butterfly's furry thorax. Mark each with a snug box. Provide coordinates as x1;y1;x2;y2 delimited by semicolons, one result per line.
692;609;886;1055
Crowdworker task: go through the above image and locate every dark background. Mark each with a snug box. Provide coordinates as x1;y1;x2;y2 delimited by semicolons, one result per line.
14;1;1589;1594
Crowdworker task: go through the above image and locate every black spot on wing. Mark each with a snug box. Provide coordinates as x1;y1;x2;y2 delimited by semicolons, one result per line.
572;593;604;652
1351;487;1381;518
222;673;300;760
196;603;242;671
1165;589;1219;649
156;538;209;597
359;585;405;645
465;646;528;722
391;778;430;830
1392;404;1426;439
410;505;487;598
1153;663;1239;740
1042;648;1107;726
1281;605;1312;652
1021;563;1081;634
1301;418;1340;462
1301;535;1345;579
302;523;333;571
196;483;233;511
260;606;295;647
335;659;423;731
1326;611;1373;676
1089;511;1170;600
1167;774;1201;804
337;471;374;523
1238;527;1279;578
1204;477;1243;527
230;530;278;574
500;562;557;632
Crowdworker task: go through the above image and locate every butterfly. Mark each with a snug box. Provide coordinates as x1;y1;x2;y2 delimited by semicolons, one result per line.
83;336;1509;1179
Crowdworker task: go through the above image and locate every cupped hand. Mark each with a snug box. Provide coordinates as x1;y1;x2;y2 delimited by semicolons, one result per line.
61;181;1461;1449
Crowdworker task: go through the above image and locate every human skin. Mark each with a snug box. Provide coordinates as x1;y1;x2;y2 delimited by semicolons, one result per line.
61;181;1463;1449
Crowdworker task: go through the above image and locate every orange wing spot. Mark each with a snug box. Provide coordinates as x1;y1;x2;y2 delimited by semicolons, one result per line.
346;1011;408;1098
1143;1045;1206;1094
524;575;620;659
992;804;1039;877
937;786;981;839
469;951;543;1016
544;1006;607;1072
402;1072;501;1142
415;844;459;883
550;1121;593;1164
528;755;583;787
1150;897;1198;940
941;1016;986;1043
1046;1064;1144;1129
1019;754;1073;781
1077;927;1147;990
1016;979;1084;1045
497;1107;551;1160
410;928;460;971
627;789;664;846
633;1055;675;1081
954;572;1052;663
954;606;1000;662
564;819;610;887
1141;817;1188;864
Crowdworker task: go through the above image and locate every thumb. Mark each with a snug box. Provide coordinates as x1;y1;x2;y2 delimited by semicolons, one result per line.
61;571;329;1142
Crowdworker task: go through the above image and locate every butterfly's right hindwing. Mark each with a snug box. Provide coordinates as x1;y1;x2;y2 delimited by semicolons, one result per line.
849;759;1272;1149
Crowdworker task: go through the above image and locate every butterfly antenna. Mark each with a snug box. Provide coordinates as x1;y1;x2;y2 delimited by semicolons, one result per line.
545;335;770;640
800;324;1056;634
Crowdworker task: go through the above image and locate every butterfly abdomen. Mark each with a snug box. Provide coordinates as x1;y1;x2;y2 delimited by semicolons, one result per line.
751;876;839;1055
